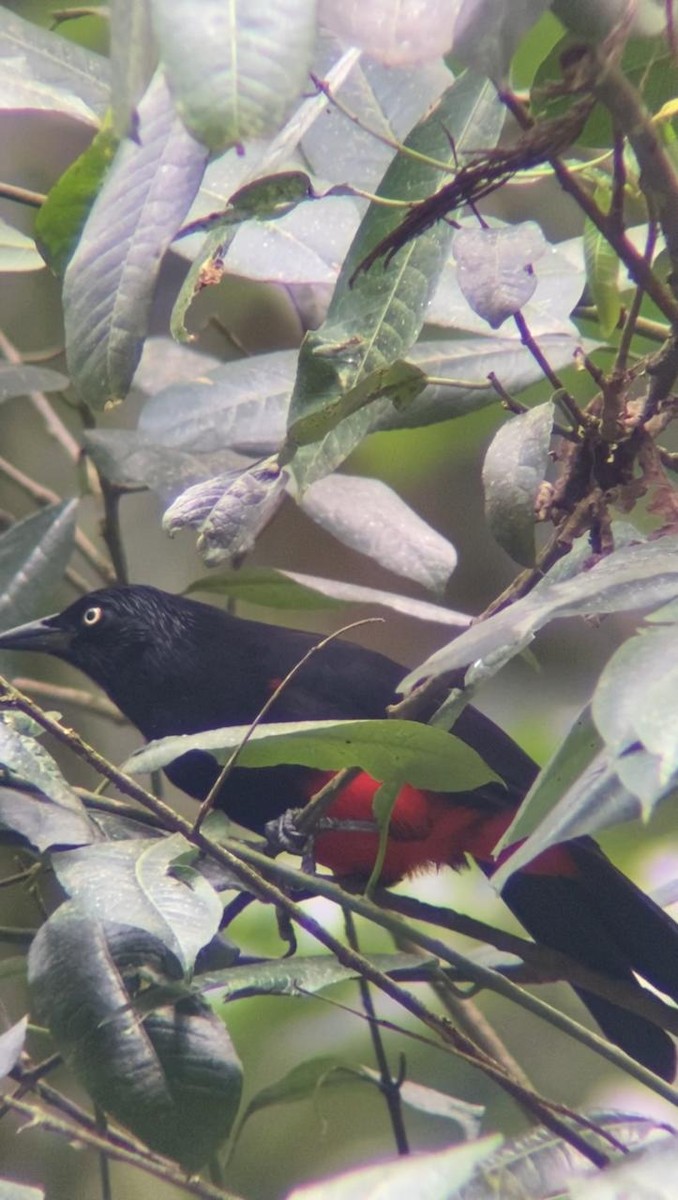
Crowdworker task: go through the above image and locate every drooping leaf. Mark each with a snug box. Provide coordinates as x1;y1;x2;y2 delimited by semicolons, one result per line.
401;534;678;693
126;718;499;794
493;705;603;858
428;221;584;335
109;0;156;138
163;461;288;566
63;72;208;410
0;501;77;632
34;113;119;277
150;0;317;151
300;474;457;592
583;203;621;337
482;401;554;567
452;222;546;329
52;834;223;973
186;566;471;625
29;905;242;1169
287;71;505;488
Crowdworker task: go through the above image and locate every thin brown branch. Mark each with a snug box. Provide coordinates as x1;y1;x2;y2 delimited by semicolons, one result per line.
0;182;46;208
10;678;126;724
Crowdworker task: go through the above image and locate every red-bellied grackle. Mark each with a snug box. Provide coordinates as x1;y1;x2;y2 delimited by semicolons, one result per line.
1;583;677;1077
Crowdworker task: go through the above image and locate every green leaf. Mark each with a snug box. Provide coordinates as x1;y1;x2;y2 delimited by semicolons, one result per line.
34;113;119;277
202;952;438;1003
583;203;621;337
125;718;500;794
63;73;208;410
482;401;554;567
287;360;428;449
186;567;471;626
0;220;44;273
171;172;317;339
0;501;77;632
52;834;223;974
401;533;678;693
29;905;242;1170
150;0;316;151
494;705;603;858
287;71;505;488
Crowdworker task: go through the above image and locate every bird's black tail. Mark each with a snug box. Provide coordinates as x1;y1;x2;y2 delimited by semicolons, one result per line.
501;840;678;1079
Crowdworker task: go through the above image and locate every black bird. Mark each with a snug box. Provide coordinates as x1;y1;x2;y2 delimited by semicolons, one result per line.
1;583;678;1078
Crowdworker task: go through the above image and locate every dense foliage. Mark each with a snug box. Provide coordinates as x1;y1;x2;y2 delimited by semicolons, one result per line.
3;1;678;1196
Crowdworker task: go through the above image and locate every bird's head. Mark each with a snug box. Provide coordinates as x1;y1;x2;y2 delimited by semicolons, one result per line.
0;585;191;696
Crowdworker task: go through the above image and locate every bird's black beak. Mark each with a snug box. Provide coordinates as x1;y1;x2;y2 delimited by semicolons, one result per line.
0;614;72;656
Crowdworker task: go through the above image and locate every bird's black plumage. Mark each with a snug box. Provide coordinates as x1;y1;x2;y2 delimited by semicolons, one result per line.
1;583;677;1079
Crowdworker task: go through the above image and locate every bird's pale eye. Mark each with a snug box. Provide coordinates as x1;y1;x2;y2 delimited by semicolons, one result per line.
82;606;103;627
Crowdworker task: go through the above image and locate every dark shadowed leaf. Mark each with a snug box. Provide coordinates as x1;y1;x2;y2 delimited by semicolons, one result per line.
300;474;457;592
0;1016;27;1078
0;8;110;122
452;223;546;329
52;835;223;973
287;1137;501;1200
287;71;505;488
126;718;498;793
150;0;316;151
0;713;85;815
0;501;77;632
0;786;96;856
482;401;554;566
186;567;471;625
63;72;208;410
0;365;69;402
29;905;242;1169
163;461;288;566
401;535;678;692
